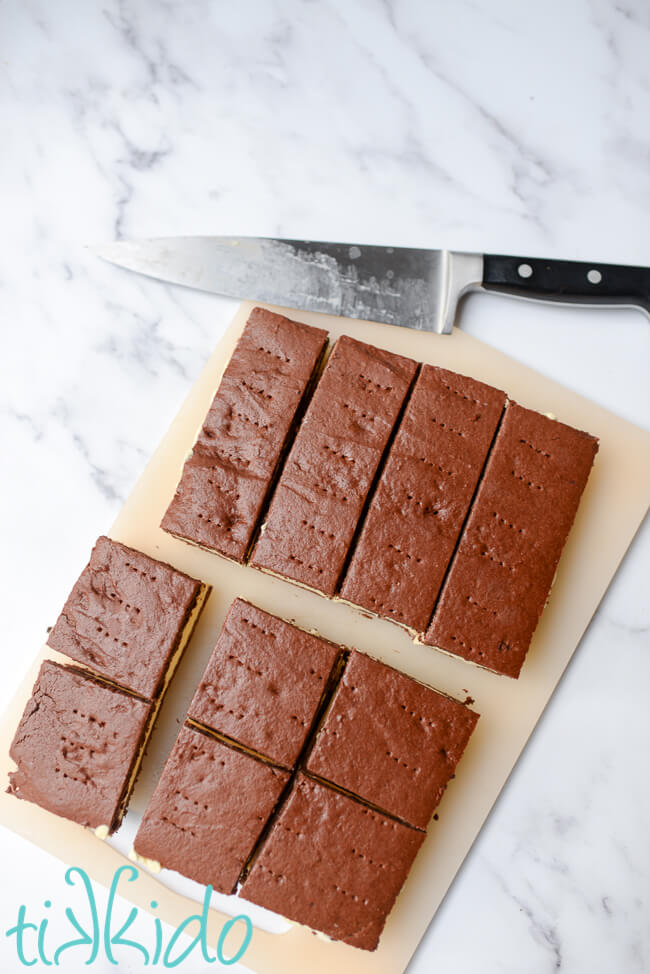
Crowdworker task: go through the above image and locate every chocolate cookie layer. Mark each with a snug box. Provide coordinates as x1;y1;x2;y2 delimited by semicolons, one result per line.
8;660;152;832
305;650;478;828
161;307;328;562
240;773;425;951
424;402;599;677
340;365;505;631
187;599;342;769
134;723;289;894
251;335;418;595
47;535;207;700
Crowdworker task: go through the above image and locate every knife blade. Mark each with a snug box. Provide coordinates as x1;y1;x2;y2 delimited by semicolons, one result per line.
92;236;650;335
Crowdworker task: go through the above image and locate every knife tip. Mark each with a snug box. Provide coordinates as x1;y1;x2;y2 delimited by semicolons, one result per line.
86;240;129;265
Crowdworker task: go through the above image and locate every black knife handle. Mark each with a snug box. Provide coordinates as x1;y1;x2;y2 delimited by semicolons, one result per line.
483;254;650;312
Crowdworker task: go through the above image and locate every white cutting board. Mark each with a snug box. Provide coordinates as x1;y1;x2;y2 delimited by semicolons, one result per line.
1;302;649;974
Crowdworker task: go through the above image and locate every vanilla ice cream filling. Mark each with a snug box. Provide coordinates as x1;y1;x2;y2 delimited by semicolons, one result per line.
109;582;210;833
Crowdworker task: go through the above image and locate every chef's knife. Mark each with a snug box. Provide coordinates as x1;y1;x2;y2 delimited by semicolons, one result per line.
92;237;650;335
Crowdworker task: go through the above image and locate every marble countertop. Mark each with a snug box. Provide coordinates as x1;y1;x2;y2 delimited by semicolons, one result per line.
2;1;648;971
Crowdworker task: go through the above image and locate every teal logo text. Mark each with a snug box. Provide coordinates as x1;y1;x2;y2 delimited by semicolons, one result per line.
5;865;252;967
